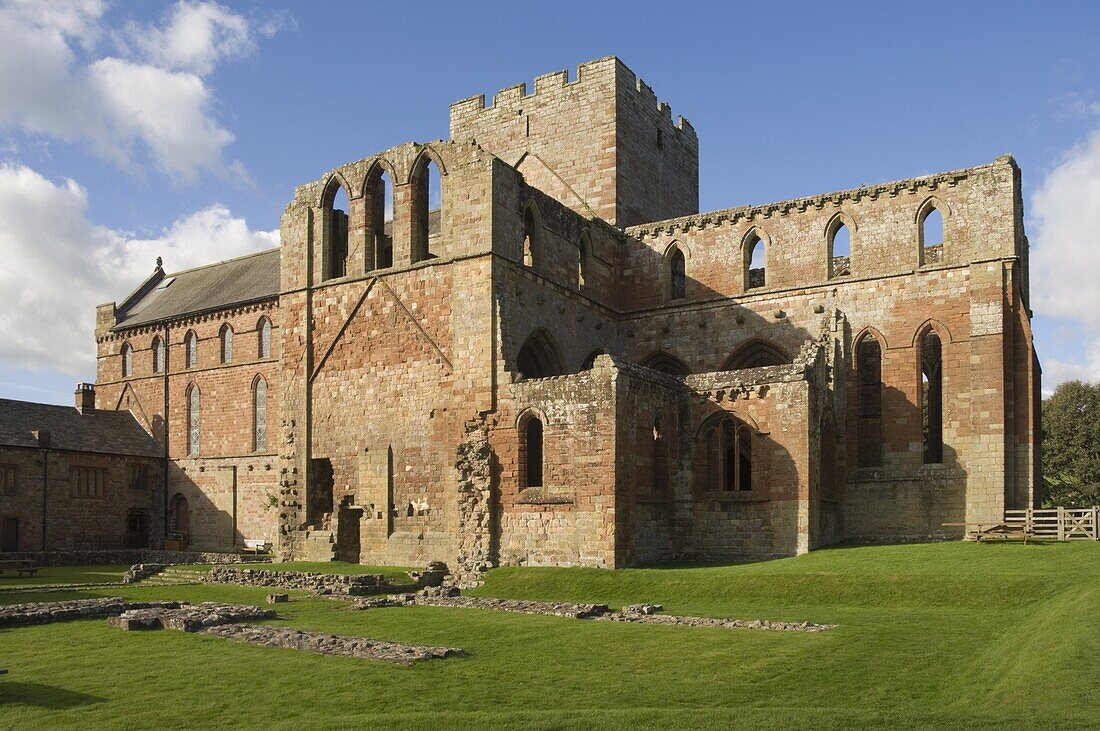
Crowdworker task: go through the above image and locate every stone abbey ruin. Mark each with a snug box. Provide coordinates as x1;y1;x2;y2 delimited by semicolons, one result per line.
0;56;1040;570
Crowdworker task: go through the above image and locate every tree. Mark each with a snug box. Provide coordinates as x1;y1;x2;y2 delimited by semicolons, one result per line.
1041;380;1100;508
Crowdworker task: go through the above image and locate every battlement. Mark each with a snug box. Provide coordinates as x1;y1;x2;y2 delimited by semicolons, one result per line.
450;56;699;227
450;56;695;138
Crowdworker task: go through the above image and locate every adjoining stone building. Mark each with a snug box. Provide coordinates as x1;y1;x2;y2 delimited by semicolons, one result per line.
83;56;1039;569
0;386;163;552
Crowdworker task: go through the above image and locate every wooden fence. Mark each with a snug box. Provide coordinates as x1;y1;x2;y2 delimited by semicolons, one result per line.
1004;507;1099;541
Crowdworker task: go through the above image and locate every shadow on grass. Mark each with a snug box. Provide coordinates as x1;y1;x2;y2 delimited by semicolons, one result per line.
0;681;105;709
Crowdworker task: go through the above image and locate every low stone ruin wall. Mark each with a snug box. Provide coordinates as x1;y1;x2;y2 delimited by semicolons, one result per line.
354;594;834;632
204;566;388;596
0;598;182;628
122;564;166;584
108;603;275;632
2;550;272;567
204;625;464;665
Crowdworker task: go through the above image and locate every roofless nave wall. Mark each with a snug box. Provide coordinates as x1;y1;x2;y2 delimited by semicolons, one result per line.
54;56;1040;570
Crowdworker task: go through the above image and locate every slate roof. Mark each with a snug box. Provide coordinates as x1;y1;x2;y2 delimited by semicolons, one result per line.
0;399;162;458
113;247;281;331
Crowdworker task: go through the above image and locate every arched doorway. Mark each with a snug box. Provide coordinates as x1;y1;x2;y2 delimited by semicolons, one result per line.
169;493;190;547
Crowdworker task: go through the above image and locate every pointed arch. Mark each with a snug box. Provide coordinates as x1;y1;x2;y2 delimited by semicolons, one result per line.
641;351;691;377
916;196;951;266
320;173;353;281
662;240;688;301
252;374;268;452
577;230;593;290
696;411;755;493
853;325;889;352
825;211;856;278
151;335;165;374
516;329;564;380
184;330;198;369
363;159;397;270
742;226;770;290
219;323;233;364
722;339;790;371
581;349;607;370
916;321;944;464
855;331;884;468
257;316;272;358
521;200;543;269
910;318;953;347
120;342;133;378
517;408;546;489
410;148;447;263
185;383;200;456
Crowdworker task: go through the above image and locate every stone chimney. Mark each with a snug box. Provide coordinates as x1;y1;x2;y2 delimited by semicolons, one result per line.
32;429;51;448
75;382;96;414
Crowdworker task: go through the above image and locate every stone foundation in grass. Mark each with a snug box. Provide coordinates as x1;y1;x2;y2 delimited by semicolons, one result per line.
204;566;389;596
107;602;276;632
0;598;182;628
202;624;464;665
352;593;834;631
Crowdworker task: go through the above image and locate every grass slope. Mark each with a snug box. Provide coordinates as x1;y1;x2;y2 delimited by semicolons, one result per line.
0;542;1096;729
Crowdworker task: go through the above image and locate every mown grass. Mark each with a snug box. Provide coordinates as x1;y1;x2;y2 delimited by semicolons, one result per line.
0;541;1097;729
0;565;130;588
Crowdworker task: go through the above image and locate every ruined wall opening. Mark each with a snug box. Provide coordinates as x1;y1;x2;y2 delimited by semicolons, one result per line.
722;339;790;370
856;335;883;468
581;349;606;370
522;204;541;269
921;330;943;464
411;153;442;263
652;414;669;495
699;414;752;492
169;493;190;540
219;324;233;364
919;202;944;265
516;330;564;379
745;231;766;289
667;245;686;300
642;351;690;377
829;219;852;278
321;178;350;280
366;166;393;269
577;231;591;290
520;415;544;489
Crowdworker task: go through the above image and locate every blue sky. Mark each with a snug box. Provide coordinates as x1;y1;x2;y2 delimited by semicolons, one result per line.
2;0;1099;404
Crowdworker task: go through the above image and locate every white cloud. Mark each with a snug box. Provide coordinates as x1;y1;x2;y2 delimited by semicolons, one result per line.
0;163;278;375
0;0;281;180
1031;116;1100;392
123;1;254;76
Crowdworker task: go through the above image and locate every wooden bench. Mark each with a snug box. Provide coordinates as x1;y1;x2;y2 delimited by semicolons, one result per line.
943;522;1033;543
241;539;272;555
0;559;40;577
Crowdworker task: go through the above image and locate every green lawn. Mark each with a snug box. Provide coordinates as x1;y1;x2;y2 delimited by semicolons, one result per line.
0;542;1097;729
0;565;130;588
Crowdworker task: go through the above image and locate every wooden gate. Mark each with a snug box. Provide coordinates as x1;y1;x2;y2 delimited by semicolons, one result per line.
1004;507;1098;541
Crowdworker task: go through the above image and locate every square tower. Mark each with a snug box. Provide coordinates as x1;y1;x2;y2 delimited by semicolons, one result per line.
449;56;699;228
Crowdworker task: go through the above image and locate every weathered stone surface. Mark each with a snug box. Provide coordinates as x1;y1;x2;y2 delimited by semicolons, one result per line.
622;603;663;615
201;624;464;665
354;594;609;620
108;603;276;633
0;598;182;628
205;566;388;596
266;593;289;604
596;612;833;632
122;563;166;584
48;56;1036;574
